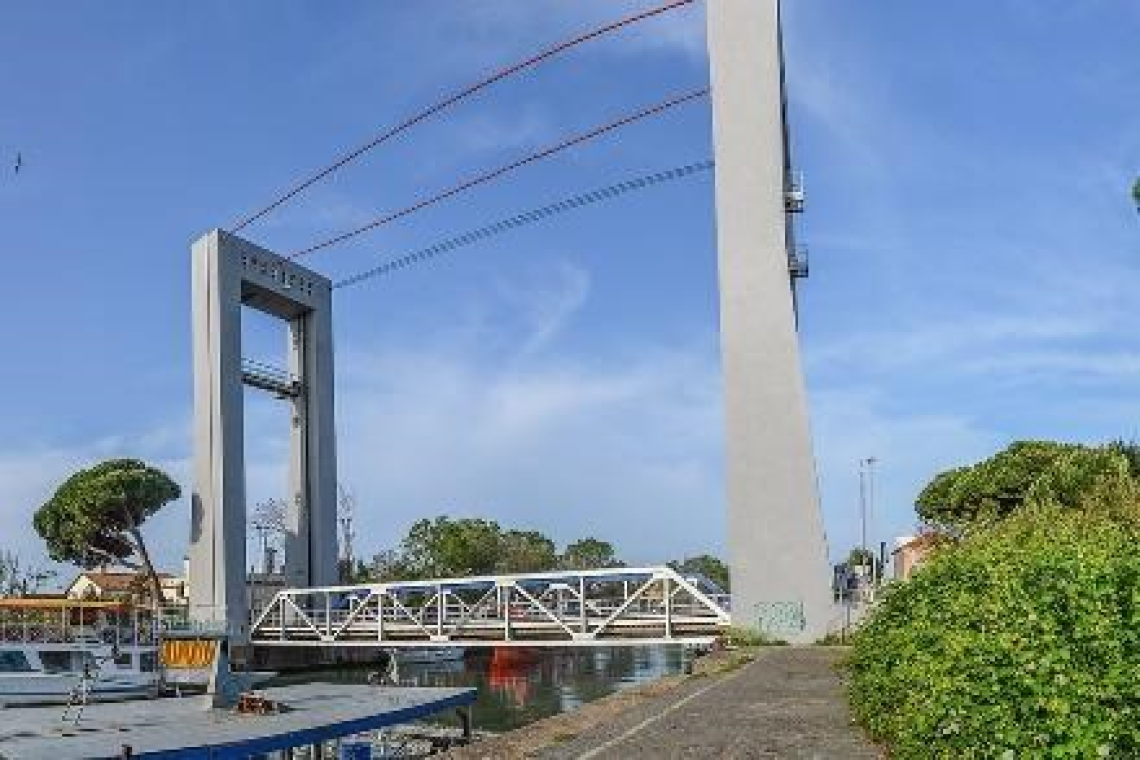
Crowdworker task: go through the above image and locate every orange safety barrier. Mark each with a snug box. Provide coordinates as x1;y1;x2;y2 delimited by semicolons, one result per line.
161;639;216;669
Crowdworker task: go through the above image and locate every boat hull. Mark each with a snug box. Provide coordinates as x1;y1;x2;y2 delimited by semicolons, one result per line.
391;647;466;665
0;673;157;707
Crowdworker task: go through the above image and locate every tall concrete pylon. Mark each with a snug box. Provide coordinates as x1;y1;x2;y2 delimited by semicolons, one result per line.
189;230;338;641
707;0;834;641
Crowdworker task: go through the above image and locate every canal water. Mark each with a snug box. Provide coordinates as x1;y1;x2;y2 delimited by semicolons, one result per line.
271;646;688;732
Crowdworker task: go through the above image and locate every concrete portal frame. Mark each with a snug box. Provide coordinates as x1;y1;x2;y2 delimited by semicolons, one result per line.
707;0;834;640
190;230;338;640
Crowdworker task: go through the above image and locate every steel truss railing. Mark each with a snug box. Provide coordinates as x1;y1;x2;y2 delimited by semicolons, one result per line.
250;567;731;648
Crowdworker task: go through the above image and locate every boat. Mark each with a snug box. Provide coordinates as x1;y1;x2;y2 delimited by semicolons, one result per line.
0;597;276;704
0;642;159;706
388;646;466;666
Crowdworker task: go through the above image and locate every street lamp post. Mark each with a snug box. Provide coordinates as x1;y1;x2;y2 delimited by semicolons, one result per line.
859;457;878;589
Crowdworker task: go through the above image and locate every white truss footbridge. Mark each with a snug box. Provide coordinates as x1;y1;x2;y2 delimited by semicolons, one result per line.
250;567;731;648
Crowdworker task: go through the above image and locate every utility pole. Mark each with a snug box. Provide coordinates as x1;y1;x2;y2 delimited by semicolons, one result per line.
337;484;356;581
858;456;878;592
858;462;868;554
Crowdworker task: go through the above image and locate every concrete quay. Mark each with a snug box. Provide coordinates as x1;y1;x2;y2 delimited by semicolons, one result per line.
0;683;475;759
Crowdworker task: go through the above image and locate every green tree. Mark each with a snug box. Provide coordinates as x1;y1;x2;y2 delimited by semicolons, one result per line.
560;538;621;570
338;558;370;584
368;549;415;582
1132;176;1140;212
915;441;1132;531
400;517;504;578
669;554;730;591
497;530;558;573
367;517;623;581
34;459;180;605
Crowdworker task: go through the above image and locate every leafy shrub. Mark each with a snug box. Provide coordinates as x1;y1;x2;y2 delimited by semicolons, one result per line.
722;625;782;648
848;505;1140;758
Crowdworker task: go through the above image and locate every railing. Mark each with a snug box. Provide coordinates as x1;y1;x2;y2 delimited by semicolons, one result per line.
0;608;161;647
241;358;301;398
785;171;806;213
251;567;731;648
788;246;809;279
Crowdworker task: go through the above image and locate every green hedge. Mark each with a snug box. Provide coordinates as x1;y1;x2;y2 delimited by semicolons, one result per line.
848;508;1140;758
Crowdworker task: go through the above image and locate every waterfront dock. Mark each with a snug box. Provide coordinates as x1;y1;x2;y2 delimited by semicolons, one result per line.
0;683;475;759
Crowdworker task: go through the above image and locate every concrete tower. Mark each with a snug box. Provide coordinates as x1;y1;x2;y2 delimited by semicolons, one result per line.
189;230;338;640
707;0;833;640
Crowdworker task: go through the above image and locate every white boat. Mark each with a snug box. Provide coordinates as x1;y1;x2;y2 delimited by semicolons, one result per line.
0;643;159;707
389;647;466;666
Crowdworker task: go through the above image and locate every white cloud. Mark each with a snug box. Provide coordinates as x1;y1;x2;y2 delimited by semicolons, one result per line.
454;107;556;156
334;260;726;563
335;336;726;565
493;261;592;358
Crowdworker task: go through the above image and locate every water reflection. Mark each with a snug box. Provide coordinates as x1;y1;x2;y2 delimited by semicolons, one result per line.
271;646;686;732
410;646;685;731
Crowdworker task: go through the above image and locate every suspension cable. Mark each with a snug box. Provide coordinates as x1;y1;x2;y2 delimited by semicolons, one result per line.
291;87;709;259
333;159;714;289
229;0;698;233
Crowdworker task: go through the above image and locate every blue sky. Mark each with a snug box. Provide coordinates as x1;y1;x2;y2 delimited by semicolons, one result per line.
1;1;1138;578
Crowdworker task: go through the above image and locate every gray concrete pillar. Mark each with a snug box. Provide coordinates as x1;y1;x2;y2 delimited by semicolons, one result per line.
707;0;834;641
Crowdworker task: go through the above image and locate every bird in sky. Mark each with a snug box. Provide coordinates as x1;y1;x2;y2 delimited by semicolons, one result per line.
13;152;21;174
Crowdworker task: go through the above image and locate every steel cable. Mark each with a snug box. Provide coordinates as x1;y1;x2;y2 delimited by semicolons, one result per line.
291;88;710;259
333;159;714;289
229;0;698;233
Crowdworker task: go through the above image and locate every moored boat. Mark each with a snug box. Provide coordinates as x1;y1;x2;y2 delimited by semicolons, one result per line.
389;646;466;666
0;642;159;706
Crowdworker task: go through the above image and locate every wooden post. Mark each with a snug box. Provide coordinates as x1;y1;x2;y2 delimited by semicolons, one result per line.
457;706;473;744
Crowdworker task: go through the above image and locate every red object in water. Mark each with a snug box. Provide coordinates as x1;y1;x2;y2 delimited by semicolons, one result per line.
491;647;541;668
488;647;542;704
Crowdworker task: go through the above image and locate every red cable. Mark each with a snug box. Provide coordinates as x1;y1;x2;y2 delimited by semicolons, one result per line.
230;0;697;233
288;87;709;259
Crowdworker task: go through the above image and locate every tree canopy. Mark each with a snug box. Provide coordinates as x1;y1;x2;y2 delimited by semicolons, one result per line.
498;529;557;574
400;517;503;578
367;515;725;589
34;458;180;604
561;538;621;570
915;440;1134;531
372;517;627;581
669;554;730;592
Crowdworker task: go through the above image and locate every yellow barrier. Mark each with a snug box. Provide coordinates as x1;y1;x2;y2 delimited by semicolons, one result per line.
161;639;216;669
